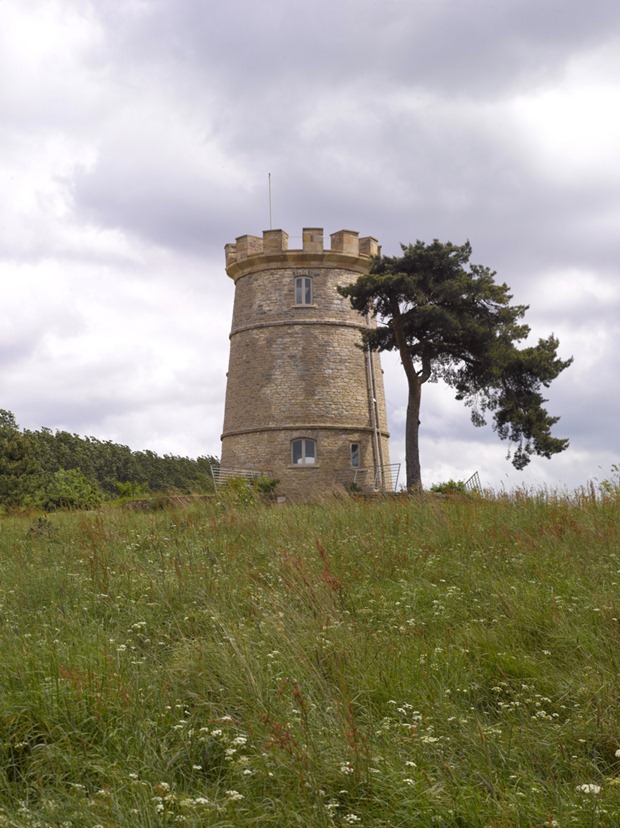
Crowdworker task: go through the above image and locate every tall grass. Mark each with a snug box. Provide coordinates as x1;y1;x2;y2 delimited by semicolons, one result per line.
0;490;619;826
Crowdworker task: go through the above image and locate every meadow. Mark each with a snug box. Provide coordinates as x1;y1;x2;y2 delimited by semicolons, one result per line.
0;488;619;826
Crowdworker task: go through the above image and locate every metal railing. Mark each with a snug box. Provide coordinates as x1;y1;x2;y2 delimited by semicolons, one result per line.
212;464;402;494
333;469;370;489
210;466;274;491
464;471;482;493
333;464;401;493
375;463;401;492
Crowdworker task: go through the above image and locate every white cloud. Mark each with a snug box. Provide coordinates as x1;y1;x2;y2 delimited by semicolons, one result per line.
513;51;620;185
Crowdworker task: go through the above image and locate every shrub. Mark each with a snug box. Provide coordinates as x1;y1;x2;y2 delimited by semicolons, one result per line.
35;469;103;511
114;480;151;501
429;479;468;495
253;475;280;495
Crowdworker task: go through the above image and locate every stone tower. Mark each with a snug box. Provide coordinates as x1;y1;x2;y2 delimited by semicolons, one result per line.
220;227;392;496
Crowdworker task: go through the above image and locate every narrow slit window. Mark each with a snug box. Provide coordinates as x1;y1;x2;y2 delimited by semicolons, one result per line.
295;276;313;305
291;438;316;465
350;443;361;468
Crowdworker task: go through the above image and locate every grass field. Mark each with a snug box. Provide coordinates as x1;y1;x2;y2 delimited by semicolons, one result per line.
0;488;619;826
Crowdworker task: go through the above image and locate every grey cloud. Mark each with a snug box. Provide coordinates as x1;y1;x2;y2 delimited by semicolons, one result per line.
2;0;618;489
75;171;240;259
93;0;620;99
68;1;620;271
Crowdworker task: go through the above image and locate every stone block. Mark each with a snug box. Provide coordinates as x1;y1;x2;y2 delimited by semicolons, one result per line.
263;229;289;253
302;227;324;253
330;230;359;255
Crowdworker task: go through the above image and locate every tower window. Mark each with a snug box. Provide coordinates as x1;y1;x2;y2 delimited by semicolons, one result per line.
294;276;313;305
350;443;361;468
291;438;316;465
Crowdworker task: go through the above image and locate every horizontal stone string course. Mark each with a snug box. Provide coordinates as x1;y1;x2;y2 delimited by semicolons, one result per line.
229;319;369;338
221;424;391;438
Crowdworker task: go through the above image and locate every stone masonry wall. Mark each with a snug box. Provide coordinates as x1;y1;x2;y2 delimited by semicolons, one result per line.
221;228;391;495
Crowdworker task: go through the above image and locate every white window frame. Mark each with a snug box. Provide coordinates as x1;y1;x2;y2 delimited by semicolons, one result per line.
291;438;317;465
294;276;313;306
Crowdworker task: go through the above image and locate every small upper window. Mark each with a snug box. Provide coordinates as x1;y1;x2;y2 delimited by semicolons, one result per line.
350;443;361;468
294;276;313;305
292;438;316;465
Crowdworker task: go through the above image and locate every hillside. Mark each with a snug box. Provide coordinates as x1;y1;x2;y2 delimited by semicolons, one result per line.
1;490;619;826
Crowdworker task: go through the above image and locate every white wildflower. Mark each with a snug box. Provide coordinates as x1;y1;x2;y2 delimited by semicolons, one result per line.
226;790;244;801
576;783;601;794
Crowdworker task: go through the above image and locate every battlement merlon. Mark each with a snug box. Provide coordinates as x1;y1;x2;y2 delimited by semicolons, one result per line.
225;228;381;273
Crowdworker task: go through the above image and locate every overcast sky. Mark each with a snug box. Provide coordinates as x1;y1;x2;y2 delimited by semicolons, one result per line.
1;0;619;492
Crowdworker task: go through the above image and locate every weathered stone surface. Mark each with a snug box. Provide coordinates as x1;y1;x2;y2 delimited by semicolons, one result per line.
221;227;391;496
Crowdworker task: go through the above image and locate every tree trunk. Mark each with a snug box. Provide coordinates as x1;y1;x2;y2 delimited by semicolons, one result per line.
388;296;427;492
405;375;423;491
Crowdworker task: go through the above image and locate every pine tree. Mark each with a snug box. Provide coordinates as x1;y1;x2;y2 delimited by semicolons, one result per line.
0;410;41;507
339;241;572;490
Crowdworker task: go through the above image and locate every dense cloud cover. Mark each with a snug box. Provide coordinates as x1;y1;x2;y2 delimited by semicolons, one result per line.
1;0;619;490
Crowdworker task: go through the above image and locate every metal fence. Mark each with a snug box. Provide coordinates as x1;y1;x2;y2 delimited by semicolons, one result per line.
212;464;401;494
464;471;482;493
333;464;401;493
375;463;401;492
209;466;274;491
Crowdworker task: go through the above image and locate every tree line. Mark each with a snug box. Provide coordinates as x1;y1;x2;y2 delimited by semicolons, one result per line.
0;409;219;510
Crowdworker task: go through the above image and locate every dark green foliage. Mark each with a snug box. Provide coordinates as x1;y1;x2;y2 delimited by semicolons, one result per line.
254;474;280;495
24;427;219;496
0;410;41;508
218;475;281;505
35;468;104;511
339;240;572;488
114;480;150;500
0;410;219;509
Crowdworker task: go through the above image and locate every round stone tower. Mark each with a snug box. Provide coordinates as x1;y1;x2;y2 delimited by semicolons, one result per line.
220;227;392;497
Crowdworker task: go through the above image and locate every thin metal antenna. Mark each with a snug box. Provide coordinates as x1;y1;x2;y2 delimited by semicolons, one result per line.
268;172;272;229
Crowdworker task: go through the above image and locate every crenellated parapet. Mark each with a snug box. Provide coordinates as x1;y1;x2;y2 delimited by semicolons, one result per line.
225;227;380;274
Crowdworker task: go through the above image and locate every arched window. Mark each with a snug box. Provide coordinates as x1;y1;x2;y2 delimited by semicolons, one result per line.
291;438;316;465
294;276;313;305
